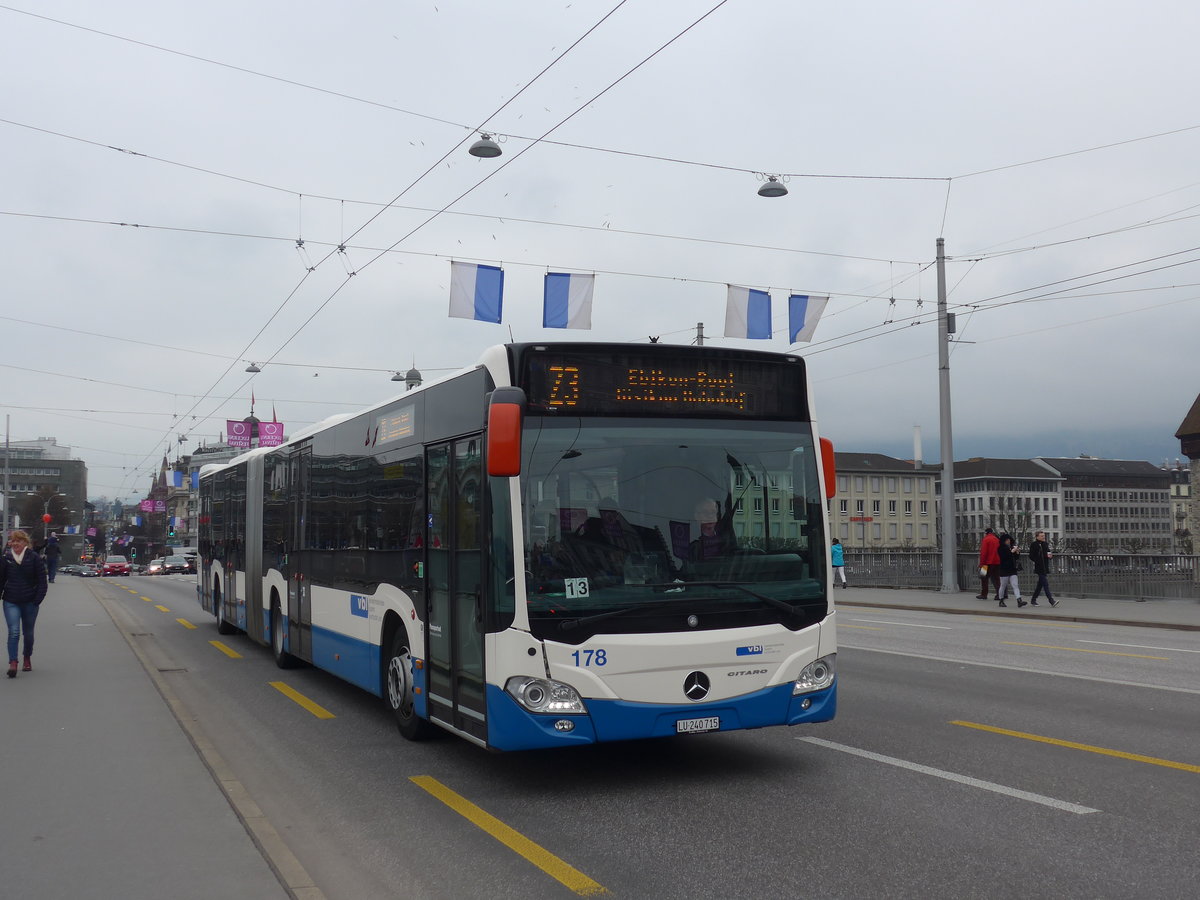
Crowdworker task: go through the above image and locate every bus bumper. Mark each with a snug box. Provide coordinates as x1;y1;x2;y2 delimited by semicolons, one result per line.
484;679;837;752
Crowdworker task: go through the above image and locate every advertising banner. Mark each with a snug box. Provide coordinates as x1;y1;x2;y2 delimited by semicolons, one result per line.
227;420;252;448
259;421;285;446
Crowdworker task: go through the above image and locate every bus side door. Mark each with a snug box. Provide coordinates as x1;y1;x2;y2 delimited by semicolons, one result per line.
425;438;486;743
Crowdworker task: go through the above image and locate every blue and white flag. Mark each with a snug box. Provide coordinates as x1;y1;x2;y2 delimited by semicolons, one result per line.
449;261;504;323
168;470;183;488
725;285;772;339
543;272;594;329
788;294;829;343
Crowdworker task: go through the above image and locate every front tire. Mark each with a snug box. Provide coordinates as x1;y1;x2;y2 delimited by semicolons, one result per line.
386;629;433;741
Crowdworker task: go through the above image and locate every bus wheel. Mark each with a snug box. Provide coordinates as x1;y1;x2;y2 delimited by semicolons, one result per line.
386;630;433;741
215;581;236;635
270;598;298;669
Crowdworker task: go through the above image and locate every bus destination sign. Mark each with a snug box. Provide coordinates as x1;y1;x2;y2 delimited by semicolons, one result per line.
519;347;807;419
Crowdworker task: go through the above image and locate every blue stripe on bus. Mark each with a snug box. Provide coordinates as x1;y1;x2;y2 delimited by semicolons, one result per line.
309;625;380;695
484;680;837;752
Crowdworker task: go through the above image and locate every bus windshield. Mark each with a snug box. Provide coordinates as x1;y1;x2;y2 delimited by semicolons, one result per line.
519;417;828;641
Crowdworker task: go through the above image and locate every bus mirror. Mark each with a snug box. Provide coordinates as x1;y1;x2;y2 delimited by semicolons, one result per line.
820;437;836;499
487;387;526;477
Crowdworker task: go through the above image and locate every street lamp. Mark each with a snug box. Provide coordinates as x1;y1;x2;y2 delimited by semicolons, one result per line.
27;491;64;542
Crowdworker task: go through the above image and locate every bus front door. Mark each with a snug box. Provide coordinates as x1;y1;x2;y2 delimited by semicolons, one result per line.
425;439;487;744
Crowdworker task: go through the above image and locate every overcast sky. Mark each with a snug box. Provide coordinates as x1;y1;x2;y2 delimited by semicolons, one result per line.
3;0;1198;502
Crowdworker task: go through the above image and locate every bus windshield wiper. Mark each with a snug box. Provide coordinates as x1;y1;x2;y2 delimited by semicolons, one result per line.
557;596;698;633
658;581;801;616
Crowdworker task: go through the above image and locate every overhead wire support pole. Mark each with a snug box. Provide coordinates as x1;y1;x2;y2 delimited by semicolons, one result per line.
937;237;957;592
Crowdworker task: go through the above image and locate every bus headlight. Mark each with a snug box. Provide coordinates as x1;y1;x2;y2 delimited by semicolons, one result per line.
792;654;836;695
505;676;587;714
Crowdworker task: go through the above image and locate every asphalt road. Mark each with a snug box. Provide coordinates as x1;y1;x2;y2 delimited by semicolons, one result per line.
91;577;1200;899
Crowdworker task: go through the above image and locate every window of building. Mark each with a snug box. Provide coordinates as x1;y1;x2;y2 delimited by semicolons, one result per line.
904;500;913;515
839;499;848;513
920;500;928;514
872;500;881;514
888;500;897;514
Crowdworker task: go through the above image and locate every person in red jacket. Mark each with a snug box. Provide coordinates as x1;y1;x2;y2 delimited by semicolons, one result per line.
976;527;1001;600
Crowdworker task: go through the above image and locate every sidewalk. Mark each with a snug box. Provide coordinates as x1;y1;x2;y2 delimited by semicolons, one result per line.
0;575;291;900
834;584;1200;631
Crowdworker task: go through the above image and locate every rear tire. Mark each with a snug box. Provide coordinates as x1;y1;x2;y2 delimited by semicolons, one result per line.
386;629;433;741
214;580;236;635
270;597;298;668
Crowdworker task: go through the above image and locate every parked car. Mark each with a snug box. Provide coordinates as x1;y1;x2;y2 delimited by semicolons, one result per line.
102;555;132;576
162;555;190;575
76;565;100;577
145;558;165;575
58;564;79;576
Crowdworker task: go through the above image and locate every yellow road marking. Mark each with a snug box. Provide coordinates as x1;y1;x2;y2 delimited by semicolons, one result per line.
410;775;607;895
177;618;197;630
1001;641;1168;660
155;604;171;613
839;624;885;631
142;596;154;602
952;721;1200;774
269;681;335;719
209;640;243;659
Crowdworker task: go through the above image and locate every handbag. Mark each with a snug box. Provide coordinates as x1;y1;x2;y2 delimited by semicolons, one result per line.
979;566;988;577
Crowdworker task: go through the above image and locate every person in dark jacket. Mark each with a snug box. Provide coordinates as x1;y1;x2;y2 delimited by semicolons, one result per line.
43;532;62;583
2;530;49;677
1027;531;1058;607
996;533;1026;609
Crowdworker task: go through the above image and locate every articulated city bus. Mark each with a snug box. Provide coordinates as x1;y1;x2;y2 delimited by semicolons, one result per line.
197;342;838;750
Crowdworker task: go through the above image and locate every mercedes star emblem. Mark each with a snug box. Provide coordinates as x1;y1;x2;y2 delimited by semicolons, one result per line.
683;671;710;701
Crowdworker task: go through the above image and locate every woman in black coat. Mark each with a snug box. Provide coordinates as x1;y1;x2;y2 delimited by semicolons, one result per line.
2;530;49;677
996;533;1026;609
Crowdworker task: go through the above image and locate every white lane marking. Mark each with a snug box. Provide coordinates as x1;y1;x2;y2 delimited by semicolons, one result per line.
838;643;1200;696
846;618;952;629
1077;640;1200;654
798;737;1099;815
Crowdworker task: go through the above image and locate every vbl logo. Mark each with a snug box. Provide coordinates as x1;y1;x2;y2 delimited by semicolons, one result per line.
350;594;369;618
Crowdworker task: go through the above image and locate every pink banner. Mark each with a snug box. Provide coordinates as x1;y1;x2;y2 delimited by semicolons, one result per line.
259;421;285;446
140;499;154;512
227;419;252;448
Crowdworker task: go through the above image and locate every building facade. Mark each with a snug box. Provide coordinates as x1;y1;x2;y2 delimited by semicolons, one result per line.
1175;392;1200;553
830;453;937;549
0;438;89;560
1035;457;1172;553
943;457;1064;549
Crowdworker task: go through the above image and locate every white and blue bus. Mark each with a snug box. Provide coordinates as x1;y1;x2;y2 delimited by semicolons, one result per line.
197;342;838;750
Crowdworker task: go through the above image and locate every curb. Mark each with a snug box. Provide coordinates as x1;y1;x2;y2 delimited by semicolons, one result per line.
835;599;1200;632
90;583;327;900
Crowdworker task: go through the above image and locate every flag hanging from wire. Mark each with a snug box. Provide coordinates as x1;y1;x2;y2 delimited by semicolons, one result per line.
788;294;829;343
543;272;594;329
449;261;504;323
725;285;772;339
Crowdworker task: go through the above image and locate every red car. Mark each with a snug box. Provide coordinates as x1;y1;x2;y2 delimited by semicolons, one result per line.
102;555;132;576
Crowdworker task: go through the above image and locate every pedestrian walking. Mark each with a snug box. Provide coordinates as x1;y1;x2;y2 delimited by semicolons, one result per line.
1028;531;1058;607
830;538;847;588
976;527;1001;600
996;533;1026;608
2;530;49;677
43;532;62;583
